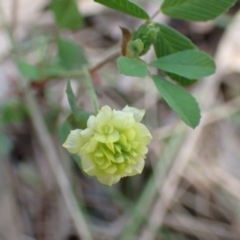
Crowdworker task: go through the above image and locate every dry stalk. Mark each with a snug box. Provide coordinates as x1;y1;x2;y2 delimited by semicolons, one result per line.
164;213;239;239
139;67;223;239
24;88;93;240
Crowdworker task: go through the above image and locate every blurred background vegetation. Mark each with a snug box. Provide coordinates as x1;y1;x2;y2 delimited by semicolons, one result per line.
1;0;240;240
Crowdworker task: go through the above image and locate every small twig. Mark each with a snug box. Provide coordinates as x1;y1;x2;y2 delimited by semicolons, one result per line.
150;9;160;20
32;50;120;87
164;213;239;239
89;50;120;74
200;165;240;204
49;70;84;80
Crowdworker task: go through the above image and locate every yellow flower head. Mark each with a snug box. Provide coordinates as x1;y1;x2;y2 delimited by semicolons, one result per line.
63;106;152;186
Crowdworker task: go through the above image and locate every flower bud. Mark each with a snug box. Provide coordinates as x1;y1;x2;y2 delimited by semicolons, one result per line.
63;106;152;186
127;39;144;58
132;23;160;56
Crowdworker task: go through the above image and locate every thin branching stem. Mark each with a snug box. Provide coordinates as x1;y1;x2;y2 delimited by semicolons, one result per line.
89;50;120;74
50;50;119;80
151;9;160;20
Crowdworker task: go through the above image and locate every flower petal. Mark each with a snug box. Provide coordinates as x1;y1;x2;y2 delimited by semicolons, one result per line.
81;155;96;176
95;106;112;126
128;158;145;176
137;146;148;156
100;161;111;169
119;133;127;146
134;123;152;145
94;130;119;143
87;115;96;129
97;174;121;186
81;138;98;153
62;129;83;154
81;129;93;139
106;142;115;153
104;165;117;174
123;129;136;141
115;155;124;163
124;165;133;174
112;111;135;130
94;156;105;165
123;106;145;122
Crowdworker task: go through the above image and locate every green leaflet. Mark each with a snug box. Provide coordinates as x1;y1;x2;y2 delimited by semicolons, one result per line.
18;61;40;81
151;75;201;128
153;23;198;85
154;23;197;58
117;57;148;77
57;38;87;70
51;0;83;29
94;0;149;19
161;0;237;21
150;49;216;79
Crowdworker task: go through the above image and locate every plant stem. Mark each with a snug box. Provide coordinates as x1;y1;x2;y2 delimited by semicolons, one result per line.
51;70;84;79
151;9;160;20
44;50;120;81
89;50;120;74
83;66;99;114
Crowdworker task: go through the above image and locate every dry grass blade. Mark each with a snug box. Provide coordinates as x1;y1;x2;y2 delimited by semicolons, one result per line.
139;57;225;240
24;88;93;240
139;124;204;240
0;157;23;240
201;166;240;204
164;213;240;239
